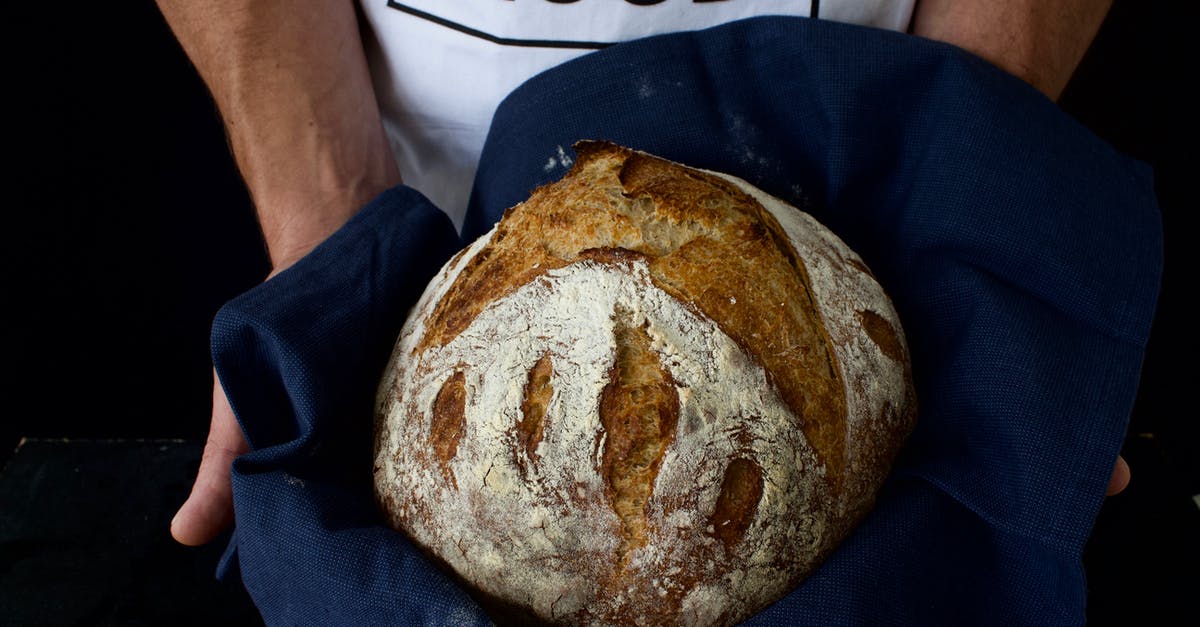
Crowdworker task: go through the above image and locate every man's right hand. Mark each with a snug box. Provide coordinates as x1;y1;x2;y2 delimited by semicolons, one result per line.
171;372;249;546
154;0;400;546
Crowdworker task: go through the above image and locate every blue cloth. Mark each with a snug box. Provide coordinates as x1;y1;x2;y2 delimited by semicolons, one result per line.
212;16;1162;626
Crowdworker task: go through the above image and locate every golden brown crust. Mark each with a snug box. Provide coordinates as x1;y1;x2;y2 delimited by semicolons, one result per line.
598;305;680;563
429;369;467;489
517;353;555;470
709;457;765;552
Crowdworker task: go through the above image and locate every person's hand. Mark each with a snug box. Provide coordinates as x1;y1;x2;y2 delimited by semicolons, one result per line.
171;371;249;546
170;264;293;547
156;0;403;547
1106;454;1130;496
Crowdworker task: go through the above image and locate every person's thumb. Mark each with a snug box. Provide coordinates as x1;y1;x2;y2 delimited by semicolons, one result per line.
1105;454;1131;496
171;373;249;546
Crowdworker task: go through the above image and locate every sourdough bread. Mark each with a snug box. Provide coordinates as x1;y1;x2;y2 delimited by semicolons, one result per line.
374;141;916;626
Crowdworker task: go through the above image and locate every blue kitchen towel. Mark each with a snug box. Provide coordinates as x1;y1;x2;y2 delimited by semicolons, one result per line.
211;16;1162;626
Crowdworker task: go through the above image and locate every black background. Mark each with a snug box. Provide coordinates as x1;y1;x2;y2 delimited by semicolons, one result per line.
4;1;1196;624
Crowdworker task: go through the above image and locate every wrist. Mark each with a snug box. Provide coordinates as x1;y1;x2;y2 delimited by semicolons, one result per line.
241;110;401;273
258;172;398;273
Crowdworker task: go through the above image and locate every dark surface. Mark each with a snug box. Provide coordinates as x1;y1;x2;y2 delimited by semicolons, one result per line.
3;0;1195;625
0;440;262;626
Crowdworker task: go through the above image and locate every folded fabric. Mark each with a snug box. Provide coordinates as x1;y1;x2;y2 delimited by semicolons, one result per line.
212;16;1162;626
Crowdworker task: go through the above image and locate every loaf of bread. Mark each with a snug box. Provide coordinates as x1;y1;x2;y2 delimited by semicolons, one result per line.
374;141;916;626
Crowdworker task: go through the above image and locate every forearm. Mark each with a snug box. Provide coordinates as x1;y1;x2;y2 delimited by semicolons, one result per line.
910;0;1113;100
155;0;400;270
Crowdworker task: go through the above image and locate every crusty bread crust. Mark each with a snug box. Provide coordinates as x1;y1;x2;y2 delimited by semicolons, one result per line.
374;142;916;625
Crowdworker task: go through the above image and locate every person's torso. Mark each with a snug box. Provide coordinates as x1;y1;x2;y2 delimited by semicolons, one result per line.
360;1;915;228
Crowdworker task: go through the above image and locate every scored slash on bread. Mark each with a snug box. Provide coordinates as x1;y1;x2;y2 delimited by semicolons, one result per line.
374;141;916;626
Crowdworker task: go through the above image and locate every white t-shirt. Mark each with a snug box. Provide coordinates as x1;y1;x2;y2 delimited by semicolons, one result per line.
359;1;915;229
